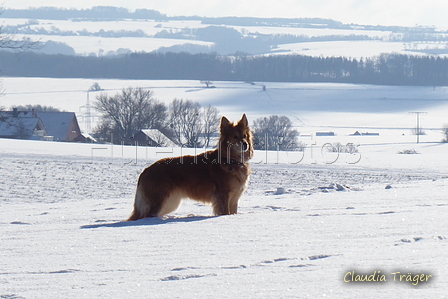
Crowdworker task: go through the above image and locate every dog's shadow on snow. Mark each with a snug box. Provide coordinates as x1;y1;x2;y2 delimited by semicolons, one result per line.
80;215;214;229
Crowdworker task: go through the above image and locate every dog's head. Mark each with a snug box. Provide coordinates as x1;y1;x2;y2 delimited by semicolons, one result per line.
219;114;254;162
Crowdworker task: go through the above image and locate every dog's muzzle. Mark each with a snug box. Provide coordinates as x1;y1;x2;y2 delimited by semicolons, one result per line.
241;141;249;152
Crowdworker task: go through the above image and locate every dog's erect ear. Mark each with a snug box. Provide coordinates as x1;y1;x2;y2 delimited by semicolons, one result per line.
238;114;248;128
220;116;231;133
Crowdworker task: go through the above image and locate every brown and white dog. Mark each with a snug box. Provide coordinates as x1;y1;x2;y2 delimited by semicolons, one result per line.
127;114;253;220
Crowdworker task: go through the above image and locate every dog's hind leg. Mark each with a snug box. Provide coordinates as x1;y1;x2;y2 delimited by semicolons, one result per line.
127;184;165;220
157;191;183;217
127;184;149;221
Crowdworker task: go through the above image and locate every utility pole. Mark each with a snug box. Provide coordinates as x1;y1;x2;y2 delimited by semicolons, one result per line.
409;112;427;143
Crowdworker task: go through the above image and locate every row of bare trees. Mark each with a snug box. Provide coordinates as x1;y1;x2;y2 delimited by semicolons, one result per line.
93;87;220;147
94;87;300;149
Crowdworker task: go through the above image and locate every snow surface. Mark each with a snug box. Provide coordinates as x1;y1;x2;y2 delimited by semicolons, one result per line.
1;79;448;297
1;135;448;298
272;40;428;59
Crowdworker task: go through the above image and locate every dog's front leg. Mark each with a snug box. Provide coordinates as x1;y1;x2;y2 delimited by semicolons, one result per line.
229;199;238;214
213;193;230;215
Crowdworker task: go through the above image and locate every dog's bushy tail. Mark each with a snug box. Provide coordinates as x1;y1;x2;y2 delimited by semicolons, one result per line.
127;184;147;221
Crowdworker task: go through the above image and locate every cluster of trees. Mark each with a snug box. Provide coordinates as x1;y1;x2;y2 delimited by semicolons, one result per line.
94;88;167;141
93;87;220;147
11;104;63;112
2;51;448;86
389;32;448;42
233;53;448;86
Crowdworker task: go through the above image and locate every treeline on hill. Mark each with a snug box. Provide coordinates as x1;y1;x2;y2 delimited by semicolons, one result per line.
2;6;167;21
1;51;448;86
1;23;375;56
3;6;440;34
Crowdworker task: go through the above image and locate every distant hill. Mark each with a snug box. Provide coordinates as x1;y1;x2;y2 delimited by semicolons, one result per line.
2;6;167;21
1;6;438;33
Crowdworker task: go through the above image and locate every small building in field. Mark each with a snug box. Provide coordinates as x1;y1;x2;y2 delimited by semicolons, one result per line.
316;131;335;137
133;129;177;147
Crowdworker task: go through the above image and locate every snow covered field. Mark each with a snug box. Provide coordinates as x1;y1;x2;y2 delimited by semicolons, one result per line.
1;134;448;298
272;40;422;59
2;77;448;297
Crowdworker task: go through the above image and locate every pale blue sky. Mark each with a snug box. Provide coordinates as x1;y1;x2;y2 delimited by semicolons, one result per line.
3;0;448;27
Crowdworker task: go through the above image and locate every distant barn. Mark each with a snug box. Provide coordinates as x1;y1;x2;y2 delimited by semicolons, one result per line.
350;131;379;136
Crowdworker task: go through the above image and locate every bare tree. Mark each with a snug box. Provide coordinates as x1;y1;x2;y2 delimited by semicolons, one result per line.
94;87;167;142
169;99;202;147
131;87;167;130
93;118;116;142
202;105;220;147
200;80;214;88
252;115;299;151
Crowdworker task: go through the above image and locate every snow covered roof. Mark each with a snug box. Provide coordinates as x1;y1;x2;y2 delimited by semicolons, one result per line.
36;112;79;141
0;112;45;139
140;129;177;147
